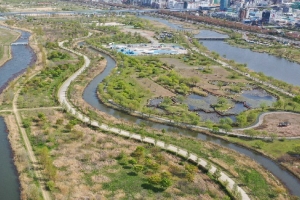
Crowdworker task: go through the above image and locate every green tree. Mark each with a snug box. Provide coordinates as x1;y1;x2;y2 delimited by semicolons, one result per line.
212;126;219;133
269;133;277;142
133;164;144;174
288;101;298;111
236;113;247;127
160;171;172;188
213;168;222;179
206;162;212;173
131;146;145;161
224;117;233;125
293;95;300;104
148;173;161;186
23;118;32;128
273;100;283;109
46;181;55;191
245;129;257;138
145;159;159;172
222;124;232;133
37;113;46;121
205;120;213;129
260;102;267;111
185;164;197;174
247;112;257;122
128;158;137;166
254;140;264;149
217;97;227;105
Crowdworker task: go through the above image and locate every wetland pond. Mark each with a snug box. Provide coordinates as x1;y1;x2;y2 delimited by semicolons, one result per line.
149;89;276;123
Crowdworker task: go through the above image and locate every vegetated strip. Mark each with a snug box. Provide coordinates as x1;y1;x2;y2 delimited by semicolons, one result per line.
57;40;251;200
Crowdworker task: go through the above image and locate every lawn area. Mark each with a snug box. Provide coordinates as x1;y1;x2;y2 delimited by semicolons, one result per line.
226;136;300;158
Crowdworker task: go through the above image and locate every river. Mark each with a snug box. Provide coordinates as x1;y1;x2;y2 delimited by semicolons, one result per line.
83;48;300;196
0;28;34;200
139;15;300;86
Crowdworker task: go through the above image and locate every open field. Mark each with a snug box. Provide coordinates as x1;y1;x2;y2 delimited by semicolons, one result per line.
253;113;300;137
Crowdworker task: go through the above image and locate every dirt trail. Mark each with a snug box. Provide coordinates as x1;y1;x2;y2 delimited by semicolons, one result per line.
13;88;51;200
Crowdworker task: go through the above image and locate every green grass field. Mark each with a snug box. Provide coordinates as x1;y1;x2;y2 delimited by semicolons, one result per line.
226;136;300;158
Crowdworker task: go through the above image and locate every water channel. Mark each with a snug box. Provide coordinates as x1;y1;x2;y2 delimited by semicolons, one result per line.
139;15;300;86
83;48;300;196
0;29;34;199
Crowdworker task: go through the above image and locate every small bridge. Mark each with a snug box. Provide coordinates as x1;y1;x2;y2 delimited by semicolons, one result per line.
194;36;228;40
11;42;28;46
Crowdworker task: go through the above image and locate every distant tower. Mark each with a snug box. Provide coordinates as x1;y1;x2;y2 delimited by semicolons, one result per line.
214;0;220;4
220;0;228;10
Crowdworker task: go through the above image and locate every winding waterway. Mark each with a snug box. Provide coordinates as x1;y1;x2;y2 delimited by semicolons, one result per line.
83;48;300;196
0;29;34;200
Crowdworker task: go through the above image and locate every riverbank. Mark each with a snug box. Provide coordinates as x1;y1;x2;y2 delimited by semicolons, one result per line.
0;26;20;68
68;44;294;198
61;42;255;200
0;25;39;103
0;23;46;199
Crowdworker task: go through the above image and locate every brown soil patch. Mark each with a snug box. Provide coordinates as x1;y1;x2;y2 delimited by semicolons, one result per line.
135;77;175;98
254;113;300;137
160;57;247;96
121;27;158;44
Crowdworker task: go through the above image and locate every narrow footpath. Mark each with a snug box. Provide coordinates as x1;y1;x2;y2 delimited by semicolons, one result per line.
13;88;51;200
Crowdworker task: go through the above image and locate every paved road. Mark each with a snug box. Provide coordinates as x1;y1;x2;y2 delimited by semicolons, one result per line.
58;40;251;200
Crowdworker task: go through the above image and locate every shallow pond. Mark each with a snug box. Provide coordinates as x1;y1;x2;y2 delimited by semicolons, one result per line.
239;89;277;108
149;88;276;123
148;98;163;106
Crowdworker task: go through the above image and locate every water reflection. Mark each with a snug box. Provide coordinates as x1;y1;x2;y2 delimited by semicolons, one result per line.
83;42;300;197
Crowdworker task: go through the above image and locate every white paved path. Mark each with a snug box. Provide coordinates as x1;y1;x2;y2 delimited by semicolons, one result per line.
58;41;251;200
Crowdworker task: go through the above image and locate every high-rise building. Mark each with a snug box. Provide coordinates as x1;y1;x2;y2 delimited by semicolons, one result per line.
220;0;228;10
262;10;271;23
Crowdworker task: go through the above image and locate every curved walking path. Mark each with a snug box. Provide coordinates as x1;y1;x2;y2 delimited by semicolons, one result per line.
235;111;300;133
58;41;251;200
